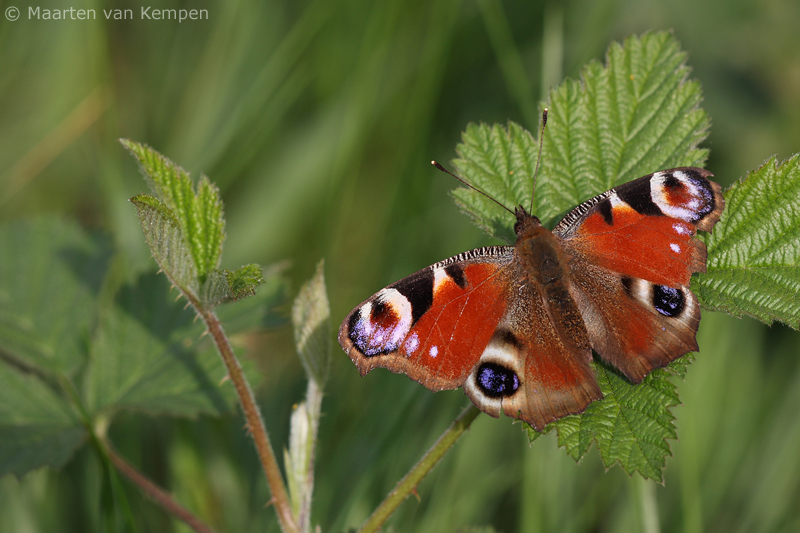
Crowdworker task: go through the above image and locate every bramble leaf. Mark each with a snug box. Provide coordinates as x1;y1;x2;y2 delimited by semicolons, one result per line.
0;216;286;478
122;140;224;282
130;194;200;302
202;264;266;307
0;217;110;376
124;140;264;309
292;261;331;387
0;363;86;478
84;272;233;418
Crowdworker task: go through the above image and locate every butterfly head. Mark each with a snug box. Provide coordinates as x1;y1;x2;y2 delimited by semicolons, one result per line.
513;205;543;239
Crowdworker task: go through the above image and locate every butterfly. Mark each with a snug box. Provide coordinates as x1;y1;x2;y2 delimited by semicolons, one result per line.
338;162;724;430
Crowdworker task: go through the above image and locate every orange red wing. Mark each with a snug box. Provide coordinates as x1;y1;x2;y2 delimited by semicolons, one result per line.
556;167;724;382
338;247;515;391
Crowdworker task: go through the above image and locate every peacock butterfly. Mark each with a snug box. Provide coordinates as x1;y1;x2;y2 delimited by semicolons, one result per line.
338;121;724;430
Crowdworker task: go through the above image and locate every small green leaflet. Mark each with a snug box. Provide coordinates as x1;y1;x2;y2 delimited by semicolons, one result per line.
695;155;800;328
292;261;331;387
451;32;712;480
124;140;262;308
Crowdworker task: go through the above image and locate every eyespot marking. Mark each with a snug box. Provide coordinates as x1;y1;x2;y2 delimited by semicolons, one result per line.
651;170;717;223
476;362;520;398
348;288;413;356
653;285;685;317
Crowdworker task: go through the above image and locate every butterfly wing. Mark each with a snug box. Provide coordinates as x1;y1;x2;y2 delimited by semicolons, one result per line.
461;277;602;430
556;167;724;381
339;247;516;391
339;245;603;429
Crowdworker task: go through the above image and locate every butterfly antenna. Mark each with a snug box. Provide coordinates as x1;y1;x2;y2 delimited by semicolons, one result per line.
529;108;548;213
431;161;515;216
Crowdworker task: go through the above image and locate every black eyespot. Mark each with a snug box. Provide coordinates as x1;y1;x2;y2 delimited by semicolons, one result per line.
476;362;520;398
653;285;685;317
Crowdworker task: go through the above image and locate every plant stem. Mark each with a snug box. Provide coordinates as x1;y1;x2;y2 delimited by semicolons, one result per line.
203;309;299;533
297;378;323;533
357;404;482;533
102;440;217;533
639;476;661;533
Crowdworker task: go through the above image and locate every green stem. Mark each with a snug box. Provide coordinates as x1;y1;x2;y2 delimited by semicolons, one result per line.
203;309;299;533
297;378;323;533
58;375;215;533
357;404;482;533
101;439;217;533
638;476;660;533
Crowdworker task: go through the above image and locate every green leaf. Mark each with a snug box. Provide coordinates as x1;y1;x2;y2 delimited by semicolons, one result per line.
291;260;331;386
124;140;268;312
213;262;289;333
449;32;712;479
695;155;800;328
84;272;240;418
130;194;200;302
451;122;537;244
0;217;111;376
122;140;224;283
0;363;86;478
453;31;709;242
201;264;265;307
526;358;689;482
286;263;329;530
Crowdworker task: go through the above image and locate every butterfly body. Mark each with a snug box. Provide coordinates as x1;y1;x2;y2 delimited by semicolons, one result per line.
339;168;724;429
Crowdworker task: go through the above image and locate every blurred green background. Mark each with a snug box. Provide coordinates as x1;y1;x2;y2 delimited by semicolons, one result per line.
2;0;800;531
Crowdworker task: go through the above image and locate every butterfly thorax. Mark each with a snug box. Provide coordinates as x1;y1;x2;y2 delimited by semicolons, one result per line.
513;206;570;287
513;205;592;353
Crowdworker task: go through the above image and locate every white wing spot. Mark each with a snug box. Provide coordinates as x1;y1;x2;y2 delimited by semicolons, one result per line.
429;345;439;358
670;243;681;254
404;332;420;356
673;222;692;235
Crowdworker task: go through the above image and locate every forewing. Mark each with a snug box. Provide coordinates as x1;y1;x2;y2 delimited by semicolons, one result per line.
555;167;724;287
338;247;515;391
